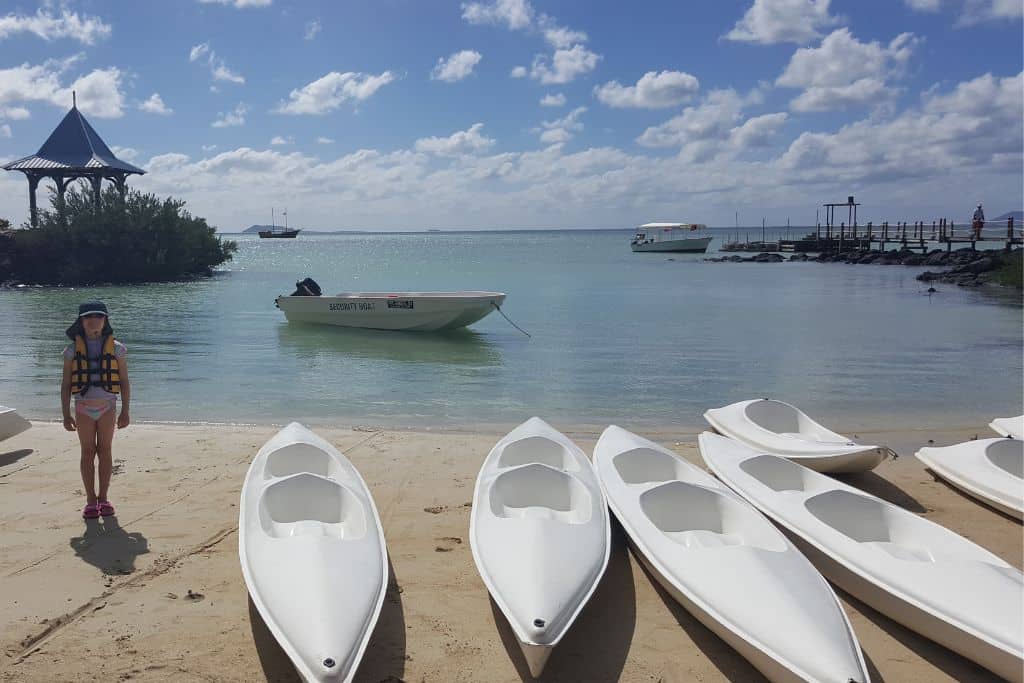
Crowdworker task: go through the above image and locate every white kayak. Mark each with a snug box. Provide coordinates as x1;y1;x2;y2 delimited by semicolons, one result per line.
0;406;31;443
704;399;891;473
990;415;1024;440
470;417;610;677
701;434;1024;683
596;428;869;683
916;438;1024;520
239;422;388;682
276;291;506;332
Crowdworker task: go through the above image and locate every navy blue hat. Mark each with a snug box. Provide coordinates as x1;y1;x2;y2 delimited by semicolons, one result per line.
67;301;113;339
78;301;109;317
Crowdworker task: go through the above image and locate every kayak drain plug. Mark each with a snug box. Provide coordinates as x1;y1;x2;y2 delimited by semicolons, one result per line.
323;658;336;668
533;618;545;628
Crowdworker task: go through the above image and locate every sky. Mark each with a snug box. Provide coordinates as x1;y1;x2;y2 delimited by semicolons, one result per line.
0;0;1021;231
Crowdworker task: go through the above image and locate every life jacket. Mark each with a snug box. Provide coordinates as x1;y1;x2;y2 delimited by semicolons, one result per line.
71;334;121;396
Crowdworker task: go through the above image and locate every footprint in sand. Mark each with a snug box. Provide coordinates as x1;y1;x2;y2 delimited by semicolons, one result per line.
434;536;463;552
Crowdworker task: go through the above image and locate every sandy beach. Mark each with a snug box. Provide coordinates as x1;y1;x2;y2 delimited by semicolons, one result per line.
1;420;1020;683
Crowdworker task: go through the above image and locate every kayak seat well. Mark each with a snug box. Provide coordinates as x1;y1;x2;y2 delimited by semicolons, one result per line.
489;464;592;524
613;448;689;485
744;400;801;433
986;440;1024;479
498;436;576;470
263;442;344;480
640;481;786;552
259;473;368;540
804;490;940;562
739;455;831;494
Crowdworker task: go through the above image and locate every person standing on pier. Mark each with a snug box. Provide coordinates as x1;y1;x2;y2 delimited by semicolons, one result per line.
972;203;985;239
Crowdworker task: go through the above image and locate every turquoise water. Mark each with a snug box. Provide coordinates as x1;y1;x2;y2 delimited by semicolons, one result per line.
2;229;1021;428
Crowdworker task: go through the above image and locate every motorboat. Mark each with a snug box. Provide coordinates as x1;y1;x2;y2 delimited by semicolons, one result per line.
595;427;869;682
470;417;610;677
276;278;506;332
701;434;1024;683
630;223;713;253
990;415;1024;440
0;406;31;443
916;438;1023;519
703;399;891;473
239;422;388;682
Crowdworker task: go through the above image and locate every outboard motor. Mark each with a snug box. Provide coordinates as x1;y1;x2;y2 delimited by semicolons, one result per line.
291;277;322;296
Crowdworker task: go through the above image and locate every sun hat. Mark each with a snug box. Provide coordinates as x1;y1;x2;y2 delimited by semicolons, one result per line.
66;301;113;339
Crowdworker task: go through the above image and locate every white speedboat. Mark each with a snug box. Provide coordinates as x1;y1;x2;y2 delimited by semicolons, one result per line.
276;290;506;332
704;399;891;473
0;406;31;443
916;438;1023;520
470;417;610;677
990;415;1024;440
701;434;1024;683
630;223;713;253
239;422;388;682
595;428;868;683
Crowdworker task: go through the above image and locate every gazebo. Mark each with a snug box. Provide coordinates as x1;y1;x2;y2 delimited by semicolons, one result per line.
3;93;145;227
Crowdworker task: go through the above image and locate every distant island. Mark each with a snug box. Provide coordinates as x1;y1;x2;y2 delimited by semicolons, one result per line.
992;211;1023;222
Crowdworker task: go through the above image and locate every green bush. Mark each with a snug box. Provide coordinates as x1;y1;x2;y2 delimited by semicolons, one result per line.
8;183;237;284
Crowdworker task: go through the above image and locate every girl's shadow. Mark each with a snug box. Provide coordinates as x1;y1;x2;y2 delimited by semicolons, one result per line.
69;516;149;575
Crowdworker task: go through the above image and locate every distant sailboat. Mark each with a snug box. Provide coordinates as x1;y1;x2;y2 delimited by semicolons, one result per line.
259;208;300;238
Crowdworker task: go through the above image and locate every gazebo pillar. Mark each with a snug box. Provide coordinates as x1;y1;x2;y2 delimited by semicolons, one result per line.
54;175;73;222
27;173;40;227
89;176;103;207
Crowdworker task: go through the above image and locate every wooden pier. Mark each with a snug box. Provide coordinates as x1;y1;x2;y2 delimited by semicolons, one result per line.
721;217;1021;254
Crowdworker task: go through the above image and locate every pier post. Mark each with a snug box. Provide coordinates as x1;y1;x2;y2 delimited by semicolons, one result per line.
1007;217;1015;253
840;222;845;252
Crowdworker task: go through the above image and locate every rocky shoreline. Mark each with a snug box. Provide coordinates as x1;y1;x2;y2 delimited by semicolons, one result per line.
705;247;1021;288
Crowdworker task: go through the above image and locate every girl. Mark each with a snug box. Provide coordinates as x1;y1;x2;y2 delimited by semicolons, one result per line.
61;301;131;519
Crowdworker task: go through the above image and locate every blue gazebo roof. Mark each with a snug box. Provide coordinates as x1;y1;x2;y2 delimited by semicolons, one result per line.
3;105;145;175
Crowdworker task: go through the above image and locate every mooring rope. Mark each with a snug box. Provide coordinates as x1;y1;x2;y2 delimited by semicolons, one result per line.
492;302;531;338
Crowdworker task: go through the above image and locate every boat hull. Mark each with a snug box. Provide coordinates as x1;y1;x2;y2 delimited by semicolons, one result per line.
0;407;31;443
990;415;1024;440
239;422;388;683
631;236;712;253
276;292;506;332
470;417;610;678
916;438;1024;520
596;428;868;683
701;436;1024;683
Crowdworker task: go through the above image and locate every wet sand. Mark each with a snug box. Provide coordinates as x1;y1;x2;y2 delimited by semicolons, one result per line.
0;421;1019;682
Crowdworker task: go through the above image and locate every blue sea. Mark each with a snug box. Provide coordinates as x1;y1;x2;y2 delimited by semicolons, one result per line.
2;229;1021;429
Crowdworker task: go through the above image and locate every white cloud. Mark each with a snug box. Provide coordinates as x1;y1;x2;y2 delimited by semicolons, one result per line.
198;0;273;7
415;123;495;156
111;146;138;161
0;9;111;45
461;0;533;30
730;112;788;149
530;45;600;85
543;26;587;49
317;136;334;144
305;19;321;40
777;29;918;111
275;71;395;114
540;93;566;107
0;124;10;138
202;144;218;152
726;0;841;45
905;0;941;10
595;70;700;109
189;42;211;62
431;50;482;83
638;90;748;149
270;136;291;145
510;66;527;78
536;106;586;145
139;93;172;115
212;102;247;127
0;59;140;121
189;42;245;85
958;0;1024;24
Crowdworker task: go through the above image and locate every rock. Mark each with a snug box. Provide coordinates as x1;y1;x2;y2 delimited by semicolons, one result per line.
751;252;784;262
901;255;925;266
966;256;995;274
924;251;949;266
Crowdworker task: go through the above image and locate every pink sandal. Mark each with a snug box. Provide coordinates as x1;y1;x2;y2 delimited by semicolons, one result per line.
82;503;100;519
98;500;115;517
